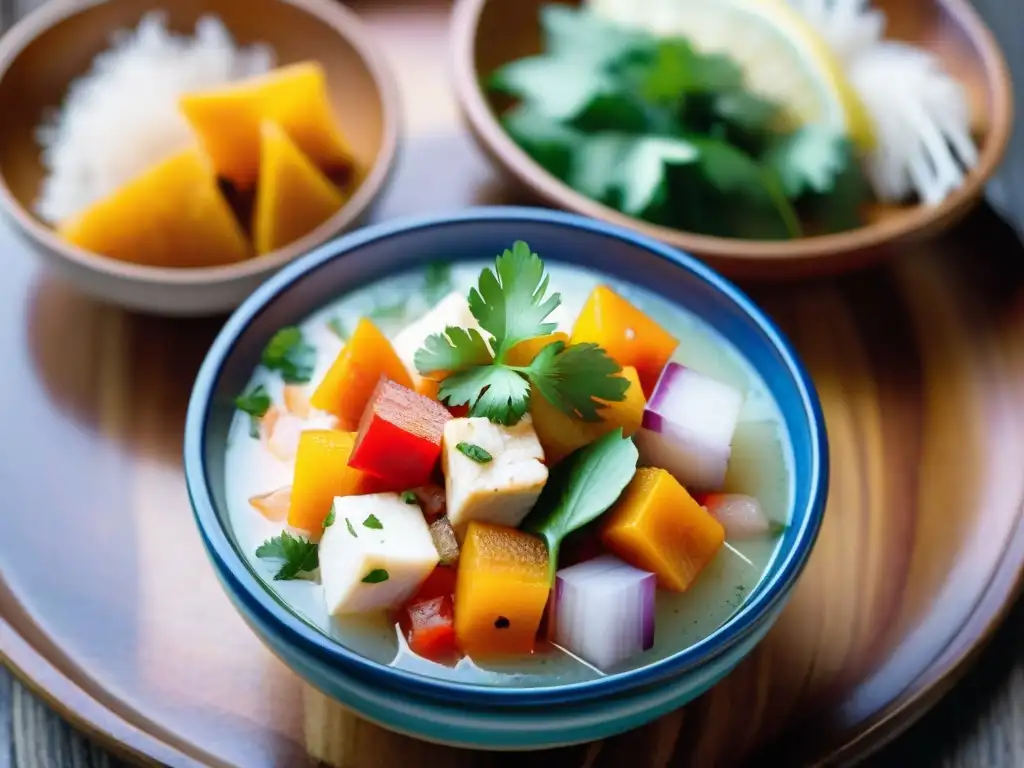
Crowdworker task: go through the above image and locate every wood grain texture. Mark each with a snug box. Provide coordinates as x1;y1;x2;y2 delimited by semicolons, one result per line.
3;1;1024;767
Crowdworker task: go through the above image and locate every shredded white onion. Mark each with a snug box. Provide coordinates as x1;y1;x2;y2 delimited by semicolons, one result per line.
704;493;774;539
553;555;656;671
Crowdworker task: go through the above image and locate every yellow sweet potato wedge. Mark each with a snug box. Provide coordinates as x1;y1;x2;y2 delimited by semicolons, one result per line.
252;121;344;254
180;61;352;187
288;430;398;532
454;522;550;656
57;149;250;268
309;318;414;430
601;468;725;592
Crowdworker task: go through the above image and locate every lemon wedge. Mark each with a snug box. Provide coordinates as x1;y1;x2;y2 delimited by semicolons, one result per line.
586;0;875;150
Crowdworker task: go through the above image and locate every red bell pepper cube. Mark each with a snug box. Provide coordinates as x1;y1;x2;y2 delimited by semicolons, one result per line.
349;377;452;487
407;595;458;661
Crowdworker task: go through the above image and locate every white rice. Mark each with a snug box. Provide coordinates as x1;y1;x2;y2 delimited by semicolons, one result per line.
34;11;275;224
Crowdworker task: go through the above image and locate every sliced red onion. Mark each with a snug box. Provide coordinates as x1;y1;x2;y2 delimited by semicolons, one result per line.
703;493;778;540
553;554;656;671
635;363;744;491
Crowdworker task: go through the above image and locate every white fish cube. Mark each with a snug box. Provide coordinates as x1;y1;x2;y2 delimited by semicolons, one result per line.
319;493;439;615
442;416;548;530
392;291;481;382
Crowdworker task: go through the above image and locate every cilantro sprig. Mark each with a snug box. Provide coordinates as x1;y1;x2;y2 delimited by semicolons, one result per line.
255;532;319;581
413;241;628;426
488;5;867;240
235;385;271;439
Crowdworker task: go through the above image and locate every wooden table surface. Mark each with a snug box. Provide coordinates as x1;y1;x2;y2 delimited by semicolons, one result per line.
2;0;1024;766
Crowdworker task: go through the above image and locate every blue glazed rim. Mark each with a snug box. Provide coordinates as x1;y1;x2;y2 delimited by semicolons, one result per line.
184;206;829;708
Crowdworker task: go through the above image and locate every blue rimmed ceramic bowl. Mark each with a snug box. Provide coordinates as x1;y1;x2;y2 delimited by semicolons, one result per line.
184;206;828;749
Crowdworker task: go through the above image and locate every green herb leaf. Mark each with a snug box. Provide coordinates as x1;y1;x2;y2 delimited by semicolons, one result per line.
362;568;390;584
456;442;493;463
525;341;629;422
368;301;407;323
522;429;639;580
346;518;358;538
468;240;560;358
490;55;613;122
712;91;782;134
414;327;492;376
423;261;454;305
326;316;347;341
539;4;641;63
363;514;383;530
502;103;581;180
440;365;531;425
255;532;319;581
235;384;272;417
401;491;419;505
323;509;336;529
764;124;851;198
261;327;317;384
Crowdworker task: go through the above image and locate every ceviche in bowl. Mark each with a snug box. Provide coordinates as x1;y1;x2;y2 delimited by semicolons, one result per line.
184;207;827;749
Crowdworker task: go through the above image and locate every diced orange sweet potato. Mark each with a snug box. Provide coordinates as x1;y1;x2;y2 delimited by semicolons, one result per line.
531;366;646;464
57;149;250;268
454;522;550;656
309;318;413;429
415;377;441;400
505;332;569;367
180;61;353;187
288;430;396;532
601;468;725;592
570;286;679;396
252;121;344;254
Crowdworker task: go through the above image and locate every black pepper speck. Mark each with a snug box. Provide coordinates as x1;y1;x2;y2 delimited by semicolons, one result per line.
494;616;510;629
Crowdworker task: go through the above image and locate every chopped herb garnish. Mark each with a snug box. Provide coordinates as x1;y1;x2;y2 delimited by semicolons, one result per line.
368;301;407;322
323;509;336;529
362;568;389;584
457;442;493;463
423;261;454;304
522;428;639;581
363;514;383;530
254;532;319;581
261;327;316;384
346;518;358;538
235;385;272;439
326;316;347;341
401;491;419;505
414;242;628;425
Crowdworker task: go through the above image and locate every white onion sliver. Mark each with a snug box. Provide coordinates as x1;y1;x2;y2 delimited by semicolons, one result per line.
553;555;656;671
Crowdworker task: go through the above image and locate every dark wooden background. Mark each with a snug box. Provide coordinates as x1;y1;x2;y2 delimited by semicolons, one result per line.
1;0;1023;765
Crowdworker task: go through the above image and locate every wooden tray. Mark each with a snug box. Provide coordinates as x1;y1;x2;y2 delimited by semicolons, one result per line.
2;1;1024;766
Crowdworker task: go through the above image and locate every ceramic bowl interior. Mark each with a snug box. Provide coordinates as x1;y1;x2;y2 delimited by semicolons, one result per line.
185;207;829;707
0;0;399;314
450;0;1013;280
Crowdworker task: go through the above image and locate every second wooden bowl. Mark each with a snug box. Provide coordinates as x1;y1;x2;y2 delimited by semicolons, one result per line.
451;0;1013;280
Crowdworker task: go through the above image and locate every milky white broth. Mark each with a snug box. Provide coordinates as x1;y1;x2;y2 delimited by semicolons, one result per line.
224;261;793;686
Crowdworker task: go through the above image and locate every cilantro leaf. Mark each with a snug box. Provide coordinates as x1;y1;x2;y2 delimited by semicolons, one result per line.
255;532;318;581
326;316;347;341
323;509;336;529
765;124;851;198
363;514;383;530
414;327;492;376
362;568;389;584
456;442;493;463
525;341;630;422
522;428;639;580
539;4;641;63
502;103;581;180
439;365;531;426
490;55;613;122
235;385;272;439
469;241;560;358
712;91;782;134
261;328;316;384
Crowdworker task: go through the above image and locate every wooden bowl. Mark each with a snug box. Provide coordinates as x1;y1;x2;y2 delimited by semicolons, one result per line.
0;0;400;315
451;0;1013;280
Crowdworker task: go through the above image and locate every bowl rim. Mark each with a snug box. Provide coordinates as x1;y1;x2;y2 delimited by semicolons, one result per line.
184;205;830;707
448;0;1014;265
0;0;401;286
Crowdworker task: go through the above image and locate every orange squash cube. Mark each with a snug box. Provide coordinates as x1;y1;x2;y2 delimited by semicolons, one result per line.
288;430;396;532
57;149;250;268
601;468;725;592
252;121;344;254
504;332;569;367
570;286;678;396
454;522;550;656
531;365;646;464
309;318;413;430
